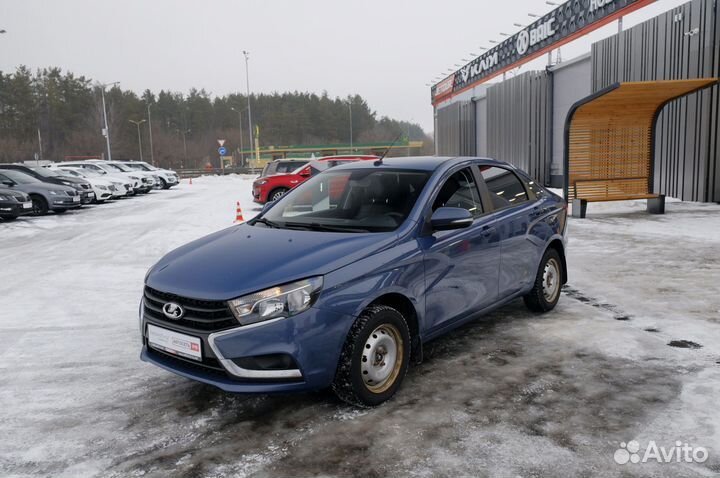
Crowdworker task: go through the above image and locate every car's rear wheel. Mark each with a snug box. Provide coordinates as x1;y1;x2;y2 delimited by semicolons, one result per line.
30;195;48;216
332;305;410;407
269;188;288;202
524;247;563;312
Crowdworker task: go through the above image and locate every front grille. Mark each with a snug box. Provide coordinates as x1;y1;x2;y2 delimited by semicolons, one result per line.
143;286;238;332
146;346;229;379
109;185;117;192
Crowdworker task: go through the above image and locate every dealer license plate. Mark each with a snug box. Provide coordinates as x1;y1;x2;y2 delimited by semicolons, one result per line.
72;196;80;202
22;201;32;209
147;324;202;361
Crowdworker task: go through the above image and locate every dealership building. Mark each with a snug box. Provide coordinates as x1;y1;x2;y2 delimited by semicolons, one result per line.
432;0;719;203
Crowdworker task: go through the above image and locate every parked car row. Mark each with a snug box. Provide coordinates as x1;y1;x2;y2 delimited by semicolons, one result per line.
0;160;179;221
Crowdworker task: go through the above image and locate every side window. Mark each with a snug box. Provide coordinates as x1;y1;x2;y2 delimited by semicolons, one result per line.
432;167;483;218
480;166;529;209
526;180;547;199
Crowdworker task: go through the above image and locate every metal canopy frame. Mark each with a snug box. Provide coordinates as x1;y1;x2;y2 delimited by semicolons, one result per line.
563;78;719;203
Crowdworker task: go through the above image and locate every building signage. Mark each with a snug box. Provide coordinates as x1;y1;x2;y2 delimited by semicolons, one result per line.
431;0;654;103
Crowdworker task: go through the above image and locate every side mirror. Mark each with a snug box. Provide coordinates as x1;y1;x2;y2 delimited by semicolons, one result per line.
1;180;15;187
430;207;473;231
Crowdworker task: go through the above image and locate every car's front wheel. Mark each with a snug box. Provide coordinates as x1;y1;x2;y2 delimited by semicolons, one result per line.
269;188;288;202
159;178;168;189
332;305;410;407
524;247;563;312
31;195;48;216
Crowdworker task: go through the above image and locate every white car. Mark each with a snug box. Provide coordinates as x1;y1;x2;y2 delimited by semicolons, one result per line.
62;161;140;195
97;161;157;192
50;166;121;202
119;161;179;189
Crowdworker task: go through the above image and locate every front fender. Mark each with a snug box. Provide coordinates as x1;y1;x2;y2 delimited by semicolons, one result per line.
315;238;426;332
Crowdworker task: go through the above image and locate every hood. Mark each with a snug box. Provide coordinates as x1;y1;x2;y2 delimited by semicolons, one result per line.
0;187;27;201
146;224;398;301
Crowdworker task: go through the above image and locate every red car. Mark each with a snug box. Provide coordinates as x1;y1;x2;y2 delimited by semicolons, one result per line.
252;155;379;204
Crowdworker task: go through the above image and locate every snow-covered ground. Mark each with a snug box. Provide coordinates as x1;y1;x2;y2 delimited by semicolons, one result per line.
1;175;719;478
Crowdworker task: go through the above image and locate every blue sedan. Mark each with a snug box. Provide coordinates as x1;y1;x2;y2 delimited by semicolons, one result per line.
140;156;568;406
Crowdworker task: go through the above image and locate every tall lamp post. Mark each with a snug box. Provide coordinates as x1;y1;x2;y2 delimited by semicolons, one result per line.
231;106;245;164
99;81;119;161
147;104;155;166
129;119;146;162
347;100;353;151
242;51;254;158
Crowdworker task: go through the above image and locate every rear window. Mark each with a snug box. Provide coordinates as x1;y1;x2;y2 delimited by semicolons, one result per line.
479;166;529;209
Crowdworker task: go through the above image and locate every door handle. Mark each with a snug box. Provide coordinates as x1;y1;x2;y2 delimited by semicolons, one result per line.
480;225;496;237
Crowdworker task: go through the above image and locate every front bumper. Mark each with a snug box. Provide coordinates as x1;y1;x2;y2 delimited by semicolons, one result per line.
80;190;95;204
252;185;266;204
50;195;82;210
140;306;353;393
0;200;32;217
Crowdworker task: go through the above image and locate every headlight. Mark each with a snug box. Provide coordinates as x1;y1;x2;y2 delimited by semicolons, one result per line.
130;175;139;180
256;180;268;185
97;185;108;190
0;195;10;201
227;276;323;326
49;190;63;195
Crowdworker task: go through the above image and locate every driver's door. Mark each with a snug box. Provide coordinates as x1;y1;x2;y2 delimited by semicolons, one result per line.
421;166;501;333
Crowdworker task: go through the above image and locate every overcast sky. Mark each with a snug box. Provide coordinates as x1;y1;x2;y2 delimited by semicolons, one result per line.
1;0;687;132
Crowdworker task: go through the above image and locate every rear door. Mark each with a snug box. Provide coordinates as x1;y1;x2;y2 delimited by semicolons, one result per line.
421;166;501;332
477;165;538;298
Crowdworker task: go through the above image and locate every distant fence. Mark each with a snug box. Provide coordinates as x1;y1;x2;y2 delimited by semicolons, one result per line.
177;167;262;178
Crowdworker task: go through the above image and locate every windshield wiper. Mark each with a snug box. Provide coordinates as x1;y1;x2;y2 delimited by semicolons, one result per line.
284;222;370;233
250;217;281;228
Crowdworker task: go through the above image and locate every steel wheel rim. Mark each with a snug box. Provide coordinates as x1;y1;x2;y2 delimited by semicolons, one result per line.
543;257;561;302
272;190;285;201
361;324;403;393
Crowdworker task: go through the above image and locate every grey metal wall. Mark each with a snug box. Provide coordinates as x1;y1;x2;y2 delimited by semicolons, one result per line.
475;96;488;157
549;55;592;187
592;0;720;202
436;101;476;156
487;71;552;185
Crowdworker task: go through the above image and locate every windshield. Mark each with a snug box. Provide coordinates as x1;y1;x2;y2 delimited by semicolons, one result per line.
105;163;131;172
58;169;82;178
259;169;429;233
28;167;62;178
0;169;42;184
124;162;152;171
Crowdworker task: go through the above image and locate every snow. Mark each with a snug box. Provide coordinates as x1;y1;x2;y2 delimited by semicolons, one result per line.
1;175;719;477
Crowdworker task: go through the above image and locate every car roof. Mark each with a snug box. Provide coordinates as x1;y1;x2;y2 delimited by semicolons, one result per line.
328;156;509;172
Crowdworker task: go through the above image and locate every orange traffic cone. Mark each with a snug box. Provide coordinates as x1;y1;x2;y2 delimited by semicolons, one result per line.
234;201;244;223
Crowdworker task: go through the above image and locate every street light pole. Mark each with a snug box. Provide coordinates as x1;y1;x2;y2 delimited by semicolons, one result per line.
231;106;245;164
348;101;353;151
147;104;155;166
99;81;119;161
129;119;146;162
242;51;253;156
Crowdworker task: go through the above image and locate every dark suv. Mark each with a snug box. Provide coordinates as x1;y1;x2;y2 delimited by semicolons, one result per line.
0;164;95;204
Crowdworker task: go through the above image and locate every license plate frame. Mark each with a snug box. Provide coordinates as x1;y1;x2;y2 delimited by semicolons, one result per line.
147;324;202;361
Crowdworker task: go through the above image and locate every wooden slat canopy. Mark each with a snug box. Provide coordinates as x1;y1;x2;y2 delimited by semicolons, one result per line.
563;78;719;203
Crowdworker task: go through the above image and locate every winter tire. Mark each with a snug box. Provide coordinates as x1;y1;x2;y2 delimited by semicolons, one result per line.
332;305;410;407
524;247;563;312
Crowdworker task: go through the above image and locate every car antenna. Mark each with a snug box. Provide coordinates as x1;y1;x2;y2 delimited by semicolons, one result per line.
374;134;403;166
